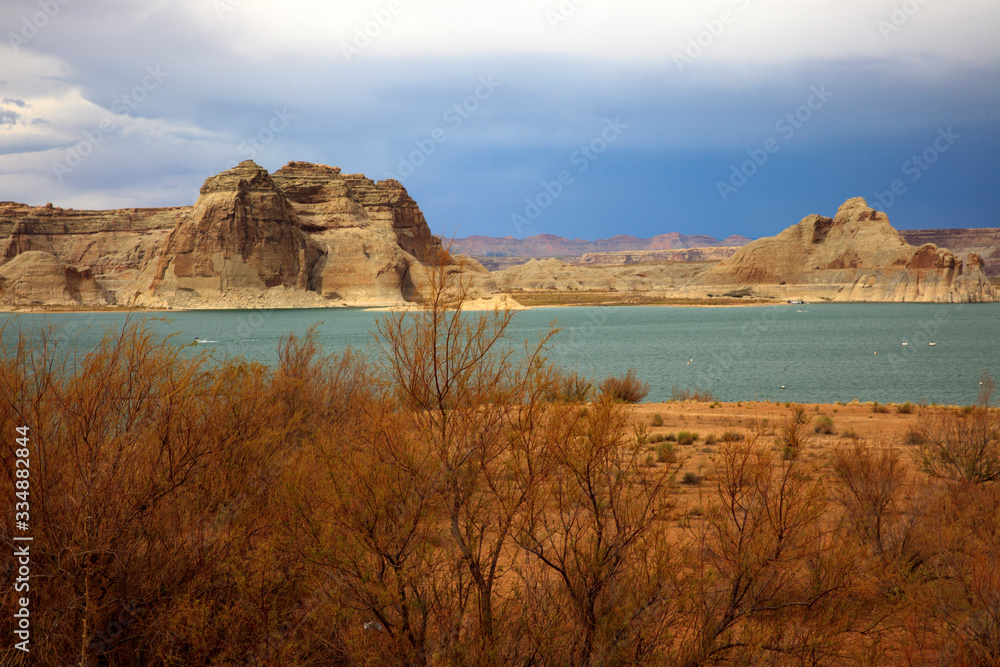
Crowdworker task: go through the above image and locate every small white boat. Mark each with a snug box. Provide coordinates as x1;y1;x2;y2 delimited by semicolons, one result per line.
929;342;937;346
901;342;908;346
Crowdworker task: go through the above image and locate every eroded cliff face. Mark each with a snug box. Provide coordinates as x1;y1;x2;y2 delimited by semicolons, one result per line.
147;162;323;300
676;198;996;303
0;161;485;308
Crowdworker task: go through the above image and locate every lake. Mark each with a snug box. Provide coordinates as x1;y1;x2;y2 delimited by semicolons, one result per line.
3;303;998;406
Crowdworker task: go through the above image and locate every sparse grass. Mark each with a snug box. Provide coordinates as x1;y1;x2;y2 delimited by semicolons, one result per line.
671;385;715;402
871;402;891;414
895;401;915;415
841;427;860;440
720;430;744;443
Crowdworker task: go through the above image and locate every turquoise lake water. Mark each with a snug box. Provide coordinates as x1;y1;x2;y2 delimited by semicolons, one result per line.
3;303;998;405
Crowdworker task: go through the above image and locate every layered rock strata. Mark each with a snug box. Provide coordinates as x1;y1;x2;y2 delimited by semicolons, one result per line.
0;161;496;308
674;198;995;303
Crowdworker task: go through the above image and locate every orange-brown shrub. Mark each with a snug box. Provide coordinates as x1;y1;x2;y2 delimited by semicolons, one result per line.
599;368;650;403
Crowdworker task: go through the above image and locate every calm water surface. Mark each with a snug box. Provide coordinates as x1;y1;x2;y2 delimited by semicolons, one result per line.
3;303;998;405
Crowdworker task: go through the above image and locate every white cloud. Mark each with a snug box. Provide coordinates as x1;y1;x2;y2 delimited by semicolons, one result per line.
173;0;1000;65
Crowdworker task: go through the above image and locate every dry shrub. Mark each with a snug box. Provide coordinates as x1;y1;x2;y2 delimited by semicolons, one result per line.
779;405;812;459
599;368;650;403
546;369;594;402
916;375;1000;484
678;437;866;665
832;440;925;569
671;385;715;402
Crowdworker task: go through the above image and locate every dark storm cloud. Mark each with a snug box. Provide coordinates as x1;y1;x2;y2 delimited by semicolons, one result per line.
1;0;998;236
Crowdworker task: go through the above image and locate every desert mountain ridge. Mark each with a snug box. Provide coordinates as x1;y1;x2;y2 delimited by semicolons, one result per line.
449;232;753;259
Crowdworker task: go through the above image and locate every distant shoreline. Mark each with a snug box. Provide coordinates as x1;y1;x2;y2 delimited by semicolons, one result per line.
3;298;998;315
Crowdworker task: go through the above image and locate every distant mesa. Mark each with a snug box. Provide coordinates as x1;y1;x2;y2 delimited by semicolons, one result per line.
450;232;752;269
0;160;496;309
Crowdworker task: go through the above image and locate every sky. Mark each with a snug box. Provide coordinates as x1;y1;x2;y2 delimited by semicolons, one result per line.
1;0;998;241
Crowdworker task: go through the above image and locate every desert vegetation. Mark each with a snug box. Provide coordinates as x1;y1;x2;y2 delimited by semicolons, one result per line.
2;266;999;666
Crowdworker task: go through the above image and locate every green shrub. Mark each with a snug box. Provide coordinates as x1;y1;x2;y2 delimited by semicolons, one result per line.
681;472;702;485
677;431;699;446
896;401;915;415
814;415;835;434
665;432;677;442
871;402;890;414
704;434;718;445
720;431;744;443
651;413;664;427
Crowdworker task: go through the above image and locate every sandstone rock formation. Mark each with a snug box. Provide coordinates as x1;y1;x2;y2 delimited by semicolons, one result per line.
674;198;996;303
1;161;496;309
899;228;1000;276
0;251;109;306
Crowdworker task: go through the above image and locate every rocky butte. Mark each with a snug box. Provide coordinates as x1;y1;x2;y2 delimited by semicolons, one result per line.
673;198;996;303
0;161;498;309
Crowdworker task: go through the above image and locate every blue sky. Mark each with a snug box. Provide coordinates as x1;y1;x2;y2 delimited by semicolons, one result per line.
1;0;998;241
